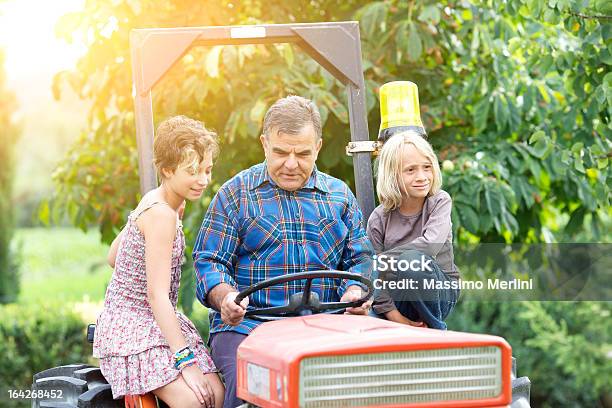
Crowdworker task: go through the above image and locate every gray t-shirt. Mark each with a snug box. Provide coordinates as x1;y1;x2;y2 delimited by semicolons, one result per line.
366;190;459;314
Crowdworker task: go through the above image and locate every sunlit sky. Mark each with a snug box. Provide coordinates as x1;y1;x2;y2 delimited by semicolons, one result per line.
0;0;86;88
0;0;88;198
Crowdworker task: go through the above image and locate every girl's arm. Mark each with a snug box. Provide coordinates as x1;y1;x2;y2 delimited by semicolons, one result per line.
140;206;211;406
107;227;126;268
139;205;188;352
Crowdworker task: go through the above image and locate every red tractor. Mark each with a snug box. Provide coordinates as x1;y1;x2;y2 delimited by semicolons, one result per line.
32;22;531;408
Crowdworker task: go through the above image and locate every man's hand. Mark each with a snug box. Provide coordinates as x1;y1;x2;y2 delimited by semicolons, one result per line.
341;285;372;315
221;291;248;326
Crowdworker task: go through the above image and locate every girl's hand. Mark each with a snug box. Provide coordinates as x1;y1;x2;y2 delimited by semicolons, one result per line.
181;364;215;408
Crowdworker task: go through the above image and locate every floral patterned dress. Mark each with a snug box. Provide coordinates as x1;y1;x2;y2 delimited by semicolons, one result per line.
93;202;216;399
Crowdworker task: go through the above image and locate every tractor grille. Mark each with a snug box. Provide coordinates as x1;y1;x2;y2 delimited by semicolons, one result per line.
299;346;502;407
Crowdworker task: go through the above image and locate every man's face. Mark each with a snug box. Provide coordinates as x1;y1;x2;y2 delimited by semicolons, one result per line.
260;124;322;191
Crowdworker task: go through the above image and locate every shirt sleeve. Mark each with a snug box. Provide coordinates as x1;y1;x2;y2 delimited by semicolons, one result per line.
366;209;385;253
372;291;397;314
337;189;375;297
366;208;397;314
193;184;240;309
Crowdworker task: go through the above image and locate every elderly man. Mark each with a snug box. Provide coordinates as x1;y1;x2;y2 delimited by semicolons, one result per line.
193;95;373;407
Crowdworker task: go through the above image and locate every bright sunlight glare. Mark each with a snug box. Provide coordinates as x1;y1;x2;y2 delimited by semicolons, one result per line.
0;0;86;82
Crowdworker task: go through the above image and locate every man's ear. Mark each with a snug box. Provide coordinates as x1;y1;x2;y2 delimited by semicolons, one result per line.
313;137;323;158
260;134;268;154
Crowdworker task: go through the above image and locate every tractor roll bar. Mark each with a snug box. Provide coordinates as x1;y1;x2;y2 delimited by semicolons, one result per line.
130;22;375;221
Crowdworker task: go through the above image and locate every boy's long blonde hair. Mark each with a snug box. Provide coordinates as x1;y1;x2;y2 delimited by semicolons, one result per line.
376;131;442;211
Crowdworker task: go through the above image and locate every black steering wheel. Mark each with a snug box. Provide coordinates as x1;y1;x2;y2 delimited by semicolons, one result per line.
234;270;373;322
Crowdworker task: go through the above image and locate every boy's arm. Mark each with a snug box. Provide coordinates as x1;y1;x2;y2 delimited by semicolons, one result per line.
366;210;385;253
366;209;399;315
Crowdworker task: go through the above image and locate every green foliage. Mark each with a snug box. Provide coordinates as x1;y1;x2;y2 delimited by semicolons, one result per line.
0;303;90;397
188;302;211;343
46;0;370;244
16;228;110;304
355;0;611;243
45;0;610;308
46;0;610;245
447;301;612;406
45;1;611;403
0;48;20;304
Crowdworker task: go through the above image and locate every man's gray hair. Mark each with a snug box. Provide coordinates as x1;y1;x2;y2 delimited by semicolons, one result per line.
262;95;322;140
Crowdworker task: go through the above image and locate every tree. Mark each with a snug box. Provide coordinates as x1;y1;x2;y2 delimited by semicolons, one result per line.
47;0;610;296
0;47;20;303
47;1;610;404
356;0;610;243
48;0;610;244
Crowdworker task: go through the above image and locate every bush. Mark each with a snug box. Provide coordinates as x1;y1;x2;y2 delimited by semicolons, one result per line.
0;49;20;304
0;302;91;400
187;301;210;345
447;301;612;407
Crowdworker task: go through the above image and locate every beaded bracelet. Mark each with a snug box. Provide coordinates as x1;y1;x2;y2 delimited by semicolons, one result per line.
175;354;196;371
174;346;191;361
173;346;196;370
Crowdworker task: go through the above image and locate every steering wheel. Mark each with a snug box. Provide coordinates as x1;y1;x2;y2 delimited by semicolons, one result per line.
234;270;373;322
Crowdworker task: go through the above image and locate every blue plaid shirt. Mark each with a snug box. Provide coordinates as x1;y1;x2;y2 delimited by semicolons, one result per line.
193;163;374;335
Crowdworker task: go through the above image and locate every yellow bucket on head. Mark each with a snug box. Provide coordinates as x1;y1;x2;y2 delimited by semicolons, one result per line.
378;81;426;142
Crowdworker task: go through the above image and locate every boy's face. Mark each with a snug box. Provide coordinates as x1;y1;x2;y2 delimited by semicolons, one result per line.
163;150;214;201
400;143;433;200
260;123;322;191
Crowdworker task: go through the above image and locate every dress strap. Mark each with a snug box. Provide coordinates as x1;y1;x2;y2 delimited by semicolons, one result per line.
131;201;173;222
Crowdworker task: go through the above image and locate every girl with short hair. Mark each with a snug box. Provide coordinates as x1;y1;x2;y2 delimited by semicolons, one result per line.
94;116;224;407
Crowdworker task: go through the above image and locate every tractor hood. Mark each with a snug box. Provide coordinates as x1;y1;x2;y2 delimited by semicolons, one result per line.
237;314;509;372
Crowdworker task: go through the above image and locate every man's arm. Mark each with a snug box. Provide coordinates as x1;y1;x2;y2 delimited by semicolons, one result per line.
192;186;240;309
337;190;375;298
193;186;253;326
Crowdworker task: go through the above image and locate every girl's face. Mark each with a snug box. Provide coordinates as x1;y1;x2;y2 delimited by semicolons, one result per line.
163;151;214;201
399;143;433;200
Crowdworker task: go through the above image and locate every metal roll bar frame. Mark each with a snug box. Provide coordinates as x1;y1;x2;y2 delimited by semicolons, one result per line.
130;22;375;221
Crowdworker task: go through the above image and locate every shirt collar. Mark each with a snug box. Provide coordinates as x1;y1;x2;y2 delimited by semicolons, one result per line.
251;162;329;193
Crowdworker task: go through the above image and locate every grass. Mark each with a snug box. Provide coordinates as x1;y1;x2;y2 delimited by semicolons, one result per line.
15;227;111;304
13;227;206;323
